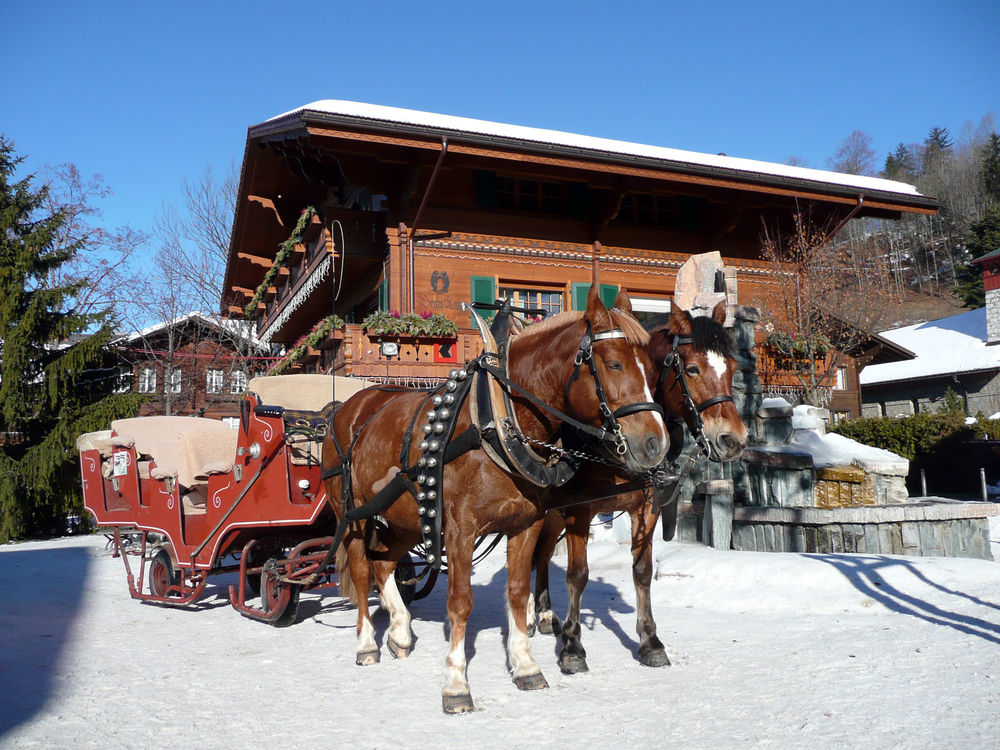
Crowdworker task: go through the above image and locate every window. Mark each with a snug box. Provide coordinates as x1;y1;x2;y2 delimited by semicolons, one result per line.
493;176;562;214
615;193;677;226
834;366;849;391
222;417;240;429
230;371;248;394
165;368;182;394
629;297;672;326
137;368;156;394
114;367;131;394
498;285;564;317
206;369;224;394
831;411;850;425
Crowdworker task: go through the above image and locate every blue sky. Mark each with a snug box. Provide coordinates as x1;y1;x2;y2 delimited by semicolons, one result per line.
4;0;998;239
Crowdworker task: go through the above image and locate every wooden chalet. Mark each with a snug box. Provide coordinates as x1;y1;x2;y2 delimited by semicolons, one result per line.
223;101;936;413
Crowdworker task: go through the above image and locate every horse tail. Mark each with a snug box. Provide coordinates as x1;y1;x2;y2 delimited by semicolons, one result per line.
336;543;360;606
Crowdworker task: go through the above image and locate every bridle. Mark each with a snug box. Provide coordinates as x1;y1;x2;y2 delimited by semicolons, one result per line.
658;334;734;458
562;321;664;456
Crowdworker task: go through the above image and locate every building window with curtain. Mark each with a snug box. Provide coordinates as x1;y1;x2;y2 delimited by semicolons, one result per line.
137;367;157;394
497;285;564;316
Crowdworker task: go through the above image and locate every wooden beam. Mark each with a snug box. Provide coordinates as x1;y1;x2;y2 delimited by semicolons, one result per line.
248;195;284;226
227;305;245;316
230;286;254;299
238;251;272;268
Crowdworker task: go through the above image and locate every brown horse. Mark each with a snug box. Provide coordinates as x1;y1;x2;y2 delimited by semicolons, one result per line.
531;300;748;673
322;285;668;713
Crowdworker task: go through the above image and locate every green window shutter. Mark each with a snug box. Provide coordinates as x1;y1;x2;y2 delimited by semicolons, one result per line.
377;279;388;311
470;275;496;325
571;283;619;311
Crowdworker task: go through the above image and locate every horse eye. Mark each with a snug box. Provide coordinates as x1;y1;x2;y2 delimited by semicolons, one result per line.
685;365;700;376
607;361;624;371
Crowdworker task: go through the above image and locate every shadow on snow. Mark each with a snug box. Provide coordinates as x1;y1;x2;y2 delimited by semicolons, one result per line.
0;545;91;739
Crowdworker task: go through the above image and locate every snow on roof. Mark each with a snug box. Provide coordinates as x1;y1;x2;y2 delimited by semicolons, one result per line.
860;307;998;385
266;100;925;200
123;311;262;348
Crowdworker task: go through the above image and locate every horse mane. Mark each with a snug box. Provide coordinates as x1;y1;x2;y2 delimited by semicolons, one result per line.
512;308;650;348
646;312;735;357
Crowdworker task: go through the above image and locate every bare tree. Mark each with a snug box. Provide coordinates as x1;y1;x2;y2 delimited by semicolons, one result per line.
39;163;145;324
827;130;877;176
753;209;899;406
117;162;262;417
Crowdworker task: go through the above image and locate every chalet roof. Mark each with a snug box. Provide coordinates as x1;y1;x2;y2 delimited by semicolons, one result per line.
122;312;264;349
859;307;998;386
260;100;935;209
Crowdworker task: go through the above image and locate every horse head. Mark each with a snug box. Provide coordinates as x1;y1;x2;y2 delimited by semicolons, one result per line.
509;284;668;475
648;301;747;462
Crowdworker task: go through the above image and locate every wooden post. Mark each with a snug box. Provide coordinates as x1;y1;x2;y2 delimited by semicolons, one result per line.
699;479;734;550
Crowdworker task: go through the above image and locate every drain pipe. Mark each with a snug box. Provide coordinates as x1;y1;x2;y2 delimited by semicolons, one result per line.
822;194;865;245
408;137;448;312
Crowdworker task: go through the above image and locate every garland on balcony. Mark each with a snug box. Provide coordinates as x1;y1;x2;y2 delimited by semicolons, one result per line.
267;314;345;375
244;206;317;318
361;309;458;338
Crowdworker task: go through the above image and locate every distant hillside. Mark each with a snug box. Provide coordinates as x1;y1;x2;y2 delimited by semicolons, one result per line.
875;289;970;330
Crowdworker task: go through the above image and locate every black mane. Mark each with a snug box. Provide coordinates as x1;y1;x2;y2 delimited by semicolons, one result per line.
644;312;735;357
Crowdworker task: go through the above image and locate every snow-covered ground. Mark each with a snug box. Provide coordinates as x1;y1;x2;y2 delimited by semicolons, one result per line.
4;526;1000;749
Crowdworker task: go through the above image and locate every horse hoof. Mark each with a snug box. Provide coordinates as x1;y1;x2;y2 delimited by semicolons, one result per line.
513;672;549;691
537;612;555;636
387;636;412;659
639;647;671;668
442;693;475;714
558;653;589;675
356;649;380;666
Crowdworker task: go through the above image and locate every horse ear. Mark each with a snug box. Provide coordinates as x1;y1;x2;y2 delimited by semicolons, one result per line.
613;288;633;314
668;301;692;335
586;283;612;331
711;300;727;325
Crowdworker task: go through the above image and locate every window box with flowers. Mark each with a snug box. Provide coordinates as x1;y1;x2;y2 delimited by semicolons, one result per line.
360;309;458;339
763;330;832;371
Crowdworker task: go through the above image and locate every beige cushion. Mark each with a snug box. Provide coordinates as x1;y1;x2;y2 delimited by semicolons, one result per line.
248;374;375;412
76;430;115;457
110;416;239;489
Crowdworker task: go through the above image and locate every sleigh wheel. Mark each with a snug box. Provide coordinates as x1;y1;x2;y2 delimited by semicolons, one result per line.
149;550;179;598
260;560;300;628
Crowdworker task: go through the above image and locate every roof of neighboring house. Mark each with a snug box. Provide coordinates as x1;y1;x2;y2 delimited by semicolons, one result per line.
860;307;998;385
122;312;264;349
259;100;935;210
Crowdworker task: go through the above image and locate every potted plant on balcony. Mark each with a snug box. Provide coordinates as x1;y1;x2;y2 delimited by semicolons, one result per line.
267;314;345;375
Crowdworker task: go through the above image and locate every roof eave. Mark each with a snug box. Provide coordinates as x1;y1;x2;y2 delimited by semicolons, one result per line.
250;109;939;215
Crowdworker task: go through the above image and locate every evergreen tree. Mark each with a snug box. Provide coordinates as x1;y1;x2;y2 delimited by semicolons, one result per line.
883;142;919;182
922;126;953;173
967;205;1000;259
0;137;144;541
981;131;1000;203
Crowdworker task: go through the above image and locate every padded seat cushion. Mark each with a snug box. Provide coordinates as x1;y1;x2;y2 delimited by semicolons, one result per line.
110;416;238;489
248;374;374;412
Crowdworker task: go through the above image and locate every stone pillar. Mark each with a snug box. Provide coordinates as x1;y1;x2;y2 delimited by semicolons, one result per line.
986;286;1000;345
700;479;734;550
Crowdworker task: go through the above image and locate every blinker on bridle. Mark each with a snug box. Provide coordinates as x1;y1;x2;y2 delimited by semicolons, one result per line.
565;322;664;456
659;334;734;457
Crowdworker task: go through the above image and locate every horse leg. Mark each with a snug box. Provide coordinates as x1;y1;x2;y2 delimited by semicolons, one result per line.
506;521;548;691
343;532;381;666
371;548;413;659
557;512;592;674
632;503;670;667
441;531;475;714
532;511;565;636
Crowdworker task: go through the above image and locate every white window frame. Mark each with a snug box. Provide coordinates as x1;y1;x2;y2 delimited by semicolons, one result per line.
206;369;224;394
166;368;182;394
229;371;247;394
137;367;156;394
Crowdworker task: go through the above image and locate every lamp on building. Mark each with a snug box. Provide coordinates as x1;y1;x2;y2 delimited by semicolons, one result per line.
380;340;399;358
